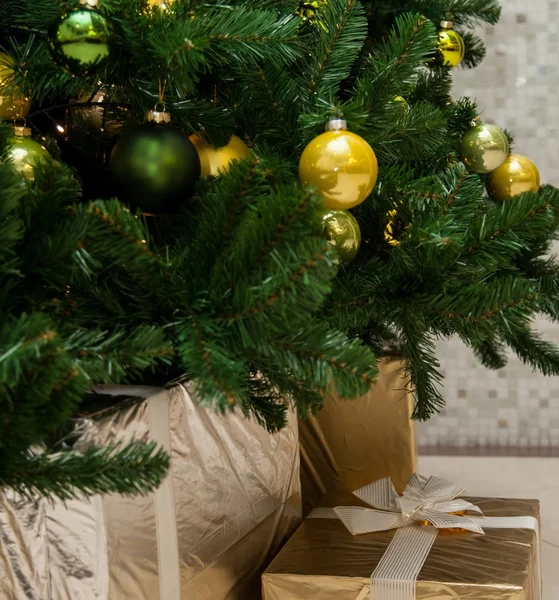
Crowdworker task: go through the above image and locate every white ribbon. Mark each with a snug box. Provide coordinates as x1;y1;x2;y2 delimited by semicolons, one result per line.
94;385;181;600
308;474;541;600
335;473;485;536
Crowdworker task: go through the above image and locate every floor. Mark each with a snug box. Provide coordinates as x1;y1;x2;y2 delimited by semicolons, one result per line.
420;455;559;600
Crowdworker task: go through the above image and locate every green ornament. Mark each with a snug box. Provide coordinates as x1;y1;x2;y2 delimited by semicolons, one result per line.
109;115;201;215
460;122;509;174
8;127;51;180
319;207;361;264
49;7;111;75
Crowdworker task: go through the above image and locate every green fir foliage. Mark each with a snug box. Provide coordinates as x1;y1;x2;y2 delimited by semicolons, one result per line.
1;0;559;498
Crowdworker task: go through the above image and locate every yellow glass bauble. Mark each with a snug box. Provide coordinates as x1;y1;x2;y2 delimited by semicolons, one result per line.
189;133;251;177
299;119;378;210
8;127;51;180
0;53;31;120
437;21;465;69
487;154;540;202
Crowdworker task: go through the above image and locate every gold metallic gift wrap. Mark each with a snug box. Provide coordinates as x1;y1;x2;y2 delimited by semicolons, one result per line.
262;492;540;600
0;384;301;600
299;357;416;515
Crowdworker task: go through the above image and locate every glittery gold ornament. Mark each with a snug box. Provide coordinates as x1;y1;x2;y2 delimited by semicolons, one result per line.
299;119;378;210
437;21;465;69
0;53;31;120
384;208;401;247
7;127;51;180
487;154;540;202
189;133;250;177
296;0;329;29
391;95;409;119
49;4;111;75
319;208;361;264
384;201;411;247
147;0;173;8
460;122;509;174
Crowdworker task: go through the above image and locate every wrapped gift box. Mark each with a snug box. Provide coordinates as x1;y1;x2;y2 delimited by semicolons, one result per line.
0;384;301;600
263;480;541;600
299;356;417;514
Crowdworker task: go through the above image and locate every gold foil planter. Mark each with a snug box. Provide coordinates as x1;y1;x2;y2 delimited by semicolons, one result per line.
299;356;417;515
0;384;302;600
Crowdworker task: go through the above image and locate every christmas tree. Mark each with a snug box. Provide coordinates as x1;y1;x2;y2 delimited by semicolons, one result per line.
1;0;558;499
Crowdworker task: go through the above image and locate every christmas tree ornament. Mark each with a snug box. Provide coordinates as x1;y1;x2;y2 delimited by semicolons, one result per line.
392;95;409;116
72;84;122;134
487;154;540;202
147;0;173;8
7;126;51;180
384;201;411;247
49;0;111;76
109;109;201;215
189;133;250;177
437;21;465;69
0;53;31;120
460;122;509;174
296;0;329;29
299;119;378;210
384;207;402;247
319;208;361;264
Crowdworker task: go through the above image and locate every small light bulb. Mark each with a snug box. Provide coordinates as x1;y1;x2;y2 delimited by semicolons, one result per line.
56;124;65;133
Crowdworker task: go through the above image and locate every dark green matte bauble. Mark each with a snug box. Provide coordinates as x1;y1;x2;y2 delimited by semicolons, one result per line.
49;8;111;75
109;123;201;214
319;207;361;264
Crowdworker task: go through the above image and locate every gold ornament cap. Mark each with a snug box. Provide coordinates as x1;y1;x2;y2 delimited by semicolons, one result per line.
146;109;171;124
325;118;348;132
80;0;100;7
440;20;454;29
13;125;32;137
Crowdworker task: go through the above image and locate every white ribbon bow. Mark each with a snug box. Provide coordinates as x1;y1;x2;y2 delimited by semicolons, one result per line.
333;473;485;535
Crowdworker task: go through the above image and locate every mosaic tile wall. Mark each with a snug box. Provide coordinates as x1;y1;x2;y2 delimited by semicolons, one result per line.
418;0;559;449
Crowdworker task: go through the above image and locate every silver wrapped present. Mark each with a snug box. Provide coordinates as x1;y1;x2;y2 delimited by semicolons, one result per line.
0;384;301;599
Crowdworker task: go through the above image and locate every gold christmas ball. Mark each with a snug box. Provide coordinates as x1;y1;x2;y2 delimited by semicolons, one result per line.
437;21;465;69
0;53;31;120
460;123;509;174
319;207;361;264
8;127;51;180
487;154;540;201
189;133;251;177
299;119;378;210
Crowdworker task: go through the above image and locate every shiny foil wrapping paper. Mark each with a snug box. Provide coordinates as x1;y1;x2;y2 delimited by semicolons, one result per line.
299;357;416;515
0;384;301;600
262;492;540;600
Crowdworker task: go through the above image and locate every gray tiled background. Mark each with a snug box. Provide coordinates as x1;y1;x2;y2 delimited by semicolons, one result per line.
418;0;559;448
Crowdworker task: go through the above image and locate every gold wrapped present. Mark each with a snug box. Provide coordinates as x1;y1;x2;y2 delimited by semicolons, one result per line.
299;356;416;514
263;474;541;600
0;384;301;600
